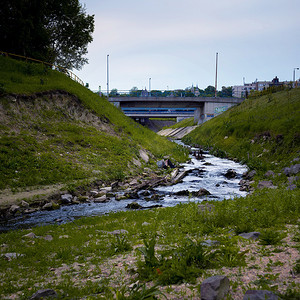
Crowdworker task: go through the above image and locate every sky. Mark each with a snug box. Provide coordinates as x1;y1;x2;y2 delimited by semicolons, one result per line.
77;0;300;92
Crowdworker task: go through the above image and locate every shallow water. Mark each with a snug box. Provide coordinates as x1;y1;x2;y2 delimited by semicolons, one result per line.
0;145;248;232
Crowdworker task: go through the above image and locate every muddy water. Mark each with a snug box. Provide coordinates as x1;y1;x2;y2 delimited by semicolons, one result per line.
0;144;248;232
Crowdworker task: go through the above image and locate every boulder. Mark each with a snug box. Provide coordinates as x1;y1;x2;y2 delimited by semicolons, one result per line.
42;202;54;210
242;170;256;180
175;190;190;196
107;229;129;235
90;190;99;196
2;252;24;261
283;164;300;176
9;205;20;215
132;158;141;167
200;275;230;300
94;195;107;203
23;232;37;239
202;239;219;247
124;191;139;199
196;188;211;196
42;235;53;241
29;289;57;299
126;202;142;209
157;159;175;169
60;194;72;204
239;232;261;240
157;159;165;168
290;164;300;175
139;149;149;163
21;200;30;208
224;169;237;179
243;290;279;300
115;193;127;201
264;170;275;178
257;181;277;189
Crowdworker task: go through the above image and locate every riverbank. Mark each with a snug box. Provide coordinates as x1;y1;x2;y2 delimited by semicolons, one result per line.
0;146;252;231
0;185;299;299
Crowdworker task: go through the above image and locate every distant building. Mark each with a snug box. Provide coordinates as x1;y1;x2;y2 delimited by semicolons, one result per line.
140;89;149;97
232;77;289;98
191;85;201;97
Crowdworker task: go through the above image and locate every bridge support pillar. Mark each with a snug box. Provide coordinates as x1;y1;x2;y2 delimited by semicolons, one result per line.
194;104;205;124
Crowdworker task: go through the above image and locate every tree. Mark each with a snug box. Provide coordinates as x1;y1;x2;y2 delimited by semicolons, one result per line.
0;0;94;70
45;0;94;69
217;86;232;97
129;87;140;97
204;85;215;97
109;89;119;96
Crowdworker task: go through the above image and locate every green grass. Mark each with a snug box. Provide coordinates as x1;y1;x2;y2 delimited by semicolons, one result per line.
166;117;195;129
182;88;300;175
0;188;299;298
0;56;189;190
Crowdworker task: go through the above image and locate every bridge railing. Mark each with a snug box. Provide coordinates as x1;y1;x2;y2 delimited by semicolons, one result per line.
94;89;242;98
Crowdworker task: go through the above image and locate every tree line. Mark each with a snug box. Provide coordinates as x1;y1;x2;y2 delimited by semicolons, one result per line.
109;86;233;97
0;0;94;70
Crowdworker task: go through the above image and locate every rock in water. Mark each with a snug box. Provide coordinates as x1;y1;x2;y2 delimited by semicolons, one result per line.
126;202;142;209
196;188;211;196
224;169;237;179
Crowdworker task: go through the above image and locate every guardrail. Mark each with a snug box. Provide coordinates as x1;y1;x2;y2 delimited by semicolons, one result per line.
0;51;84;86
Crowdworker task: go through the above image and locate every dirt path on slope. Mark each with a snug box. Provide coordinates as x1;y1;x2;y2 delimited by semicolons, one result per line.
0;184;65;209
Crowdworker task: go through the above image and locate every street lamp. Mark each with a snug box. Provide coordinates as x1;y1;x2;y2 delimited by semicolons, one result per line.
149;78;151;97
293;67;299;87
214;52;219;97
107;54;109;98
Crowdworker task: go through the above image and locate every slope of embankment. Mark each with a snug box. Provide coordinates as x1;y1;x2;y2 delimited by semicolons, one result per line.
0;56;188;206
183;88;300;181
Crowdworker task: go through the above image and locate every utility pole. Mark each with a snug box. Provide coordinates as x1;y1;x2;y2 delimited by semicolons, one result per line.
107;54;109;98
215;52;218;98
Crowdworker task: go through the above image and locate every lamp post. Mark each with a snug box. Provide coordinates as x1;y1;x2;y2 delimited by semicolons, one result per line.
214;52;218;97
293;67;299;88
107;54;109;98
149;78;151;97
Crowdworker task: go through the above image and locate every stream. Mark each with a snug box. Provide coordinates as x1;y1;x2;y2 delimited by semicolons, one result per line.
0;143;248;232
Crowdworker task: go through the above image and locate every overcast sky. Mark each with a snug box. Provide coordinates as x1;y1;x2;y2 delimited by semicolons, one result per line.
77;0;299;92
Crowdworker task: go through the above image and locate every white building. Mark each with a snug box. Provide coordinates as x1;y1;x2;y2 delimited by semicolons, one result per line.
233;80;270;98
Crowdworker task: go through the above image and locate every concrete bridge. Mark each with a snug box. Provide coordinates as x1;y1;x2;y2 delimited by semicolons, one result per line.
109;96;244;123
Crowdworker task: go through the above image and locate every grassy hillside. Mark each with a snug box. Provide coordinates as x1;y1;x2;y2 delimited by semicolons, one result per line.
183;88;300;176
0;56;188;191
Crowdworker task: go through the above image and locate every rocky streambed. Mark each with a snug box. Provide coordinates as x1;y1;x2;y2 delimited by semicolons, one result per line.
0;145;253;232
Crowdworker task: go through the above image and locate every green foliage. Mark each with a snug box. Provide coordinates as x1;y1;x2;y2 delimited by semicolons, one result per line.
0;188;299;298
182;88;300;174
111;234;132;254
110;283;166;300
137;235;159;269
259;228;286;245
136;235;247;285
292;259;300;275
0;56;189;190
0;0;95;70
252;273;279;291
